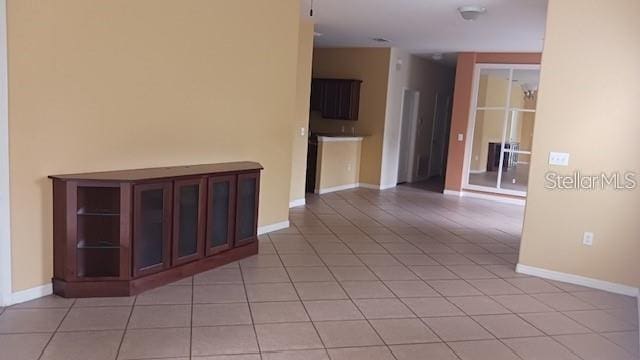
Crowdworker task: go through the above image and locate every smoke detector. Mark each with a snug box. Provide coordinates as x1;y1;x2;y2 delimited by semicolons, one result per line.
458;6;486;21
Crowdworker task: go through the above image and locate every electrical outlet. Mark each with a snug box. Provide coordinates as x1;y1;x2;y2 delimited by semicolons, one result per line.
300;127;306;136
582;232;594;246
341;126;345;133
347;163;352;171
457;133;464;142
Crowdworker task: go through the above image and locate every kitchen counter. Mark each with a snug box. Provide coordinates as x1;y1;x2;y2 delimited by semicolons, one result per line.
310;133;366;144
307;135;362;194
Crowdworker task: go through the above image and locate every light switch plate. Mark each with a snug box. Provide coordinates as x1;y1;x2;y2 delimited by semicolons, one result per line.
583;232;594;246
457;133;464;142
549;152;570;166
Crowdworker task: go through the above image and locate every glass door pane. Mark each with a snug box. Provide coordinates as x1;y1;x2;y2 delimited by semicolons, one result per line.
499;158;531;192
469;109;507;189
173;178;205;265
178;185;199;256
510;69;540;110
476;68;512;108
134;182;171;277
505;110;535;153
236;173;259;246
207;175;236;255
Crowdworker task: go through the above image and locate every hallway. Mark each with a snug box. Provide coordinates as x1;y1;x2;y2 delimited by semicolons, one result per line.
0;188;637;360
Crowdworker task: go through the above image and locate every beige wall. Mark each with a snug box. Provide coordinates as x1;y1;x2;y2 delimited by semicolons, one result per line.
310;48;391;186
519;0;640;288
315;139;362;191
289;20;314;203
7;0;301;291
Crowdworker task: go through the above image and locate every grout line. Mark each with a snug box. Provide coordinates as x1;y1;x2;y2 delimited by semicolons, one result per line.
114;295;137;360
302;192;521;359
188;278;194;359
271;229;330;358
239;256;264;358
36;298;76;360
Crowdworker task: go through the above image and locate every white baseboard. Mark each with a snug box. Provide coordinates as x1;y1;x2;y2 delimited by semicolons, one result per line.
516;264;640;297
316;183;359;195
359;183;396;191
257;220;290;235
289;198;306;208
9;283;53;306
444;189;526;206
314;183;398;194
7;221;289;306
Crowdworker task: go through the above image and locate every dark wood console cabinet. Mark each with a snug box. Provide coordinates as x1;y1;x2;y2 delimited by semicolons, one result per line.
50;162;262;298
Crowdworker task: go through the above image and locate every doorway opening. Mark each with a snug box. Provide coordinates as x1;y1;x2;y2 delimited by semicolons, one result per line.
397;85;454;194
397;89;420;184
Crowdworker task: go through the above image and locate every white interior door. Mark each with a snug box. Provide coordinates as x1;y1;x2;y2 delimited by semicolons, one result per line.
397;89;419;184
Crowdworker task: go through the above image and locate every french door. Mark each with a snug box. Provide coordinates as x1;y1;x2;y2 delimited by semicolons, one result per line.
464;64;540;196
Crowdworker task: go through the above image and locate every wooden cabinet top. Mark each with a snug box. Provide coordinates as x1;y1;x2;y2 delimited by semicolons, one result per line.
49;161;263;182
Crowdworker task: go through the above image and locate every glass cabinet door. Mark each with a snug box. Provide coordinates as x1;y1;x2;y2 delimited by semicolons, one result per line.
133;182;172;277
206;175;236;255
235;172;260;247
172;178;206;265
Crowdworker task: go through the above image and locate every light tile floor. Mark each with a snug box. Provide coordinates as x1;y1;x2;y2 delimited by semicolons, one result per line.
0;187;638;360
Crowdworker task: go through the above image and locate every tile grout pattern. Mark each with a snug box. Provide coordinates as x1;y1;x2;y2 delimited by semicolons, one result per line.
0;186;637;360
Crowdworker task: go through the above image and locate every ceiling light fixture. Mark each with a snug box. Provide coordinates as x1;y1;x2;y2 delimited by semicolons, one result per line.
372;37;390;43
458;6;486;21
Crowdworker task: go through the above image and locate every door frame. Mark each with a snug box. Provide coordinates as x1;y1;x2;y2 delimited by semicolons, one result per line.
0;0;12;306
397;88;420;184
461;63;540;197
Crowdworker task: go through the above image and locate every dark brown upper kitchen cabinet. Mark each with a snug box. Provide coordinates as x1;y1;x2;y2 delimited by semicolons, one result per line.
206;175;236;255
133;182;173;277
311;78;362;120
172;178;206;265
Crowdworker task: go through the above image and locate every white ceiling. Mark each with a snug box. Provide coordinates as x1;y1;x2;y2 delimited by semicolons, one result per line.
301;0;548;57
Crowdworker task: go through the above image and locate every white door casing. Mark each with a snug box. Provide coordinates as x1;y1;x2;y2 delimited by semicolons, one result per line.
0;0;13;306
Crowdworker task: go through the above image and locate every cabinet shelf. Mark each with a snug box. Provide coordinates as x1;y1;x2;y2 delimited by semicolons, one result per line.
77;240;121;249
77;211;120;216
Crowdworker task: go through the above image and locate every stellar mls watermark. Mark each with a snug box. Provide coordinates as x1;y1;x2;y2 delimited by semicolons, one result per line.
545;171;637;191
